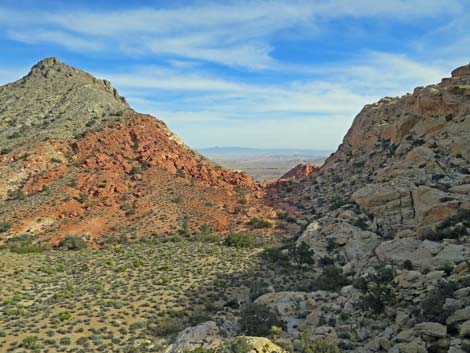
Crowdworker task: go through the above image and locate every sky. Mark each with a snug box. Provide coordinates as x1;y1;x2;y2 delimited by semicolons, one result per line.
0;0;469;150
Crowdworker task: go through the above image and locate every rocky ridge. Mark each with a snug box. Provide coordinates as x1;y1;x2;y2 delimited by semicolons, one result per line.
0;58;276;243
169;65;470;352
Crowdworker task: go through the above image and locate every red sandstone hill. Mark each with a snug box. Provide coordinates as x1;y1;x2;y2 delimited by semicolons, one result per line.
0;58;277;244
279;163;320;181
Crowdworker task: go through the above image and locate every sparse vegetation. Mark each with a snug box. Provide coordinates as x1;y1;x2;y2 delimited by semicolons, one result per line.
287;241;315;269
0;221;11;233
247;217;272;229
239;303;283;336
0;240;316;351
354;265;395;313
311;265;351;292
301;334;341;353
223;232;254;248
58;235;87;250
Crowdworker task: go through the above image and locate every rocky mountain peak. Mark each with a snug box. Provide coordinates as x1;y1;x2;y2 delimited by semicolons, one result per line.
0;57;129;148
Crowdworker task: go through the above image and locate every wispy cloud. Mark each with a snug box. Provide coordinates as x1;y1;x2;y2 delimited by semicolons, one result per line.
92;51;451;149
0;1;467;149
0;1;465;68
7;29;103;52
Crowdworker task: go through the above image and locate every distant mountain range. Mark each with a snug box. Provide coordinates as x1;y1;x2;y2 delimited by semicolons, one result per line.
198;146;332;157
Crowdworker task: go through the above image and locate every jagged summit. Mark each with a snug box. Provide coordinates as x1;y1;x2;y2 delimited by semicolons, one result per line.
0;57;129;148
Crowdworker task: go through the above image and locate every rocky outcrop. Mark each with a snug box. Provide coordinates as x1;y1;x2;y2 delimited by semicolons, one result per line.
267;64;470;353
279;163;319;181
164;321;223;353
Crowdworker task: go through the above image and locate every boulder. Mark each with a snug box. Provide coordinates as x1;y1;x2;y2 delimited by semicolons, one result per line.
460;320;470;338
240;336;287;353
164;321;223;353
414;322;447;338
447;307;470;326
255;291;319;333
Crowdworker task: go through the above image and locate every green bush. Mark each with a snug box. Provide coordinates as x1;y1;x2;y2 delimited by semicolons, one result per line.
424;209;470;241
58;311;71;321
58;235;87;250
403;260;413;270
354;265;395;313
199;223;212;236
22;336;41;350
10;243;44;254
129;165;142;175
239;303;283;336
0;147;12;155
417;280;458;323
312;265;350;292
287;241;315;269
0;221;12;233
247;217;272;229
223;232;254;248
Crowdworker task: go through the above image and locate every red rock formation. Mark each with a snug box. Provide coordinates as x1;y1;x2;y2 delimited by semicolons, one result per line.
279;163;319;181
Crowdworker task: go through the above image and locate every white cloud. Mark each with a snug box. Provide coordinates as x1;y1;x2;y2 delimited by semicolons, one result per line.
0;1;465;68
7;29;104;52
96;51;452;149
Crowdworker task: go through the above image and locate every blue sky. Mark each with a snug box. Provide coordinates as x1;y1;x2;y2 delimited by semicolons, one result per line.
0;0;469;150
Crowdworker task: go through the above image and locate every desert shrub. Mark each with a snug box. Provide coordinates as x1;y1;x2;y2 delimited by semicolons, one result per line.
59;336;71;345
425;209;470;241
247;217;272;229
353;218;368;231
147;316;184;336
58;311;71;321
261;245;289;265
223;232;253;248
312;265;351;292
120;204;136;216
326;238;337;252
239;303;283;336
221;338;252;353
8;188;26;200
199;223;212;236
301;334;341;353
58;235;87;250
440;262;454;275
248;279;271;301
403;260;413;270
22;336;41;350
10;242;44;254
129;165;142;175
78;192;89;204
0;221;12;233
329;194;347;211
0;147;12;155
416;280;458;323
354;265;395;313
287;241;315;269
